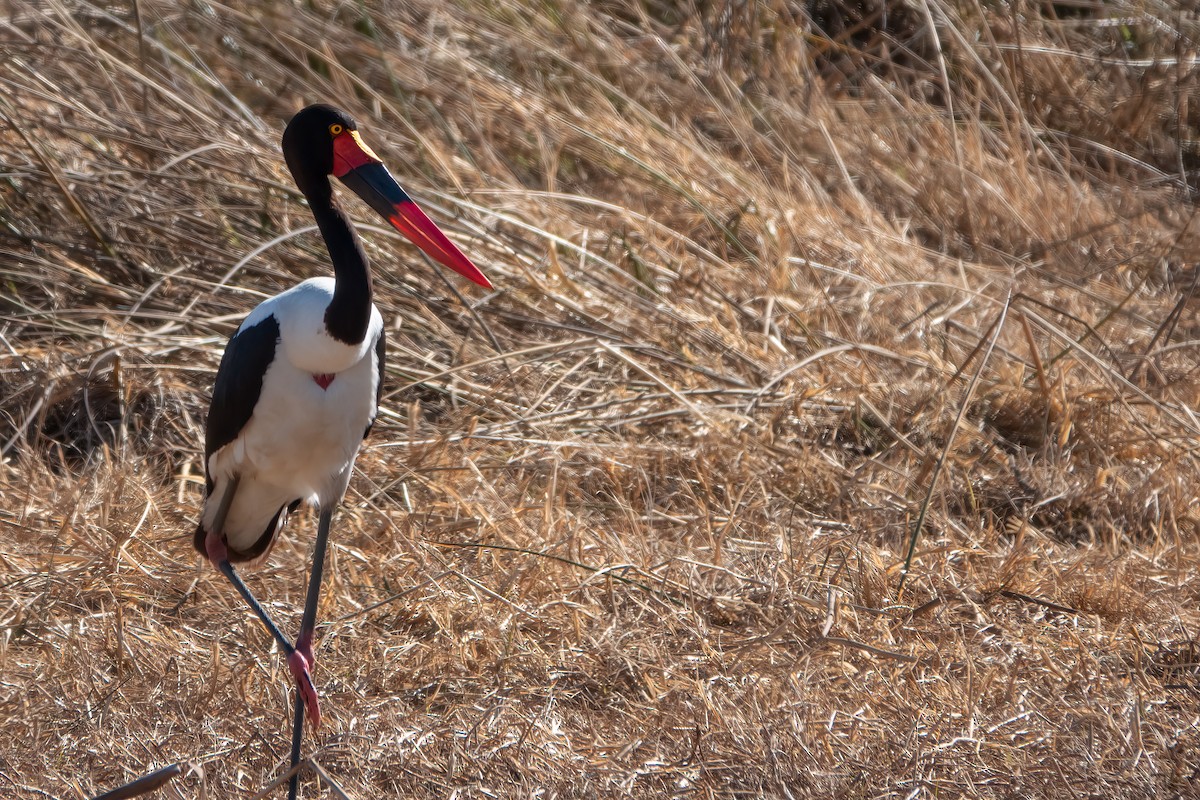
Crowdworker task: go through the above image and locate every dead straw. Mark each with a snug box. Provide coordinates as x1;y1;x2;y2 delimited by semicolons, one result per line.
88;764;181;800
3;0;1200;797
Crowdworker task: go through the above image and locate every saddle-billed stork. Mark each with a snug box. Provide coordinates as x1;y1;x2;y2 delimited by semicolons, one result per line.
194;104;490;796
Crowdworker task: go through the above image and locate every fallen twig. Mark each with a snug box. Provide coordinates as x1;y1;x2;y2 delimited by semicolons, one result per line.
89;763;181;800
820;636;918;663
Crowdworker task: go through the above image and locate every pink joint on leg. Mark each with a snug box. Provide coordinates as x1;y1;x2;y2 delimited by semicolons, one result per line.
288;647;321;730
204;530;229;568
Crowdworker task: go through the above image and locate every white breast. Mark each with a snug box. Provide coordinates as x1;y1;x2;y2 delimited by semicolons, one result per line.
242;277;380;375
205;278;384;551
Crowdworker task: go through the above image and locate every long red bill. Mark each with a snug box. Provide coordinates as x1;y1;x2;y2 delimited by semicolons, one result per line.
386;199;491;288
333;131;492;288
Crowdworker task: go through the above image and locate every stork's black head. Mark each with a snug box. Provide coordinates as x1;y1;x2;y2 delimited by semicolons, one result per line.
281;104;360;189
278;103;493;289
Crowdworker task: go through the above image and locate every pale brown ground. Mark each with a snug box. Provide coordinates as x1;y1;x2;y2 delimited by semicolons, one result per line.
2;1;1200;798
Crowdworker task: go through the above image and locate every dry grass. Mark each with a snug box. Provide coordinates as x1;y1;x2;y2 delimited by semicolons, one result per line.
2;0;1200;797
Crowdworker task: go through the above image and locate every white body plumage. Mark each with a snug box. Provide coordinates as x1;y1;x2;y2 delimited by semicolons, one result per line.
202;277;383;558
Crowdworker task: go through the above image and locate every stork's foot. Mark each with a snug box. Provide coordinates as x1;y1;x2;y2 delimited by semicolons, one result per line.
287;644;321;730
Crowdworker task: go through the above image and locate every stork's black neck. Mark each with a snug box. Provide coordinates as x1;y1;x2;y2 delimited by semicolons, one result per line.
307;183;373;345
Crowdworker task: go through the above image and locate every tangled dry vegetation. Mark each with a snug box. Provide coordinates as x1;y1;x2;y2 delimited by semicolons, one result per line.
3;0;1200;797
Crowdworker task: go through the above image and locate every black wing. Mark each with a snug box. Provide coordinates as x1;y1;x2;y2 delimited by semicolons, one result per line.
204;314;281;491
364;325;386;440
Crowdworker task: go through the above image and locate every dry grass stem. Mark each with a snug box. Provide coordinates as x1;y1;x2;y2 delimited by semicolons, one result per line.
3;0;1200;797
87;763;181;800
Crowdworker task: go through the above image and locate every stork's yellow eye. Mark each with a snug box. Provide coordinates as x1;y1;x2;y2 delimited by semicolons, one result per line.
329;124;344;136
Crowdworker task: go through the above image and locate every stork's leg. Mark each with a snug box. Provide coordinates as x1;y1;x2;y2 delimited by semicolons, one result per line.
204;474;297;659
287;690;306;800
288;505;335;800
206;478;321;733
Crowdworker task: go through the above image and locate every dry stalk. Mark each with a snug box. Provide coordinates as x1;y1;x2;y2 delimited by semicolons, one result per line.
1;0;1199;797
